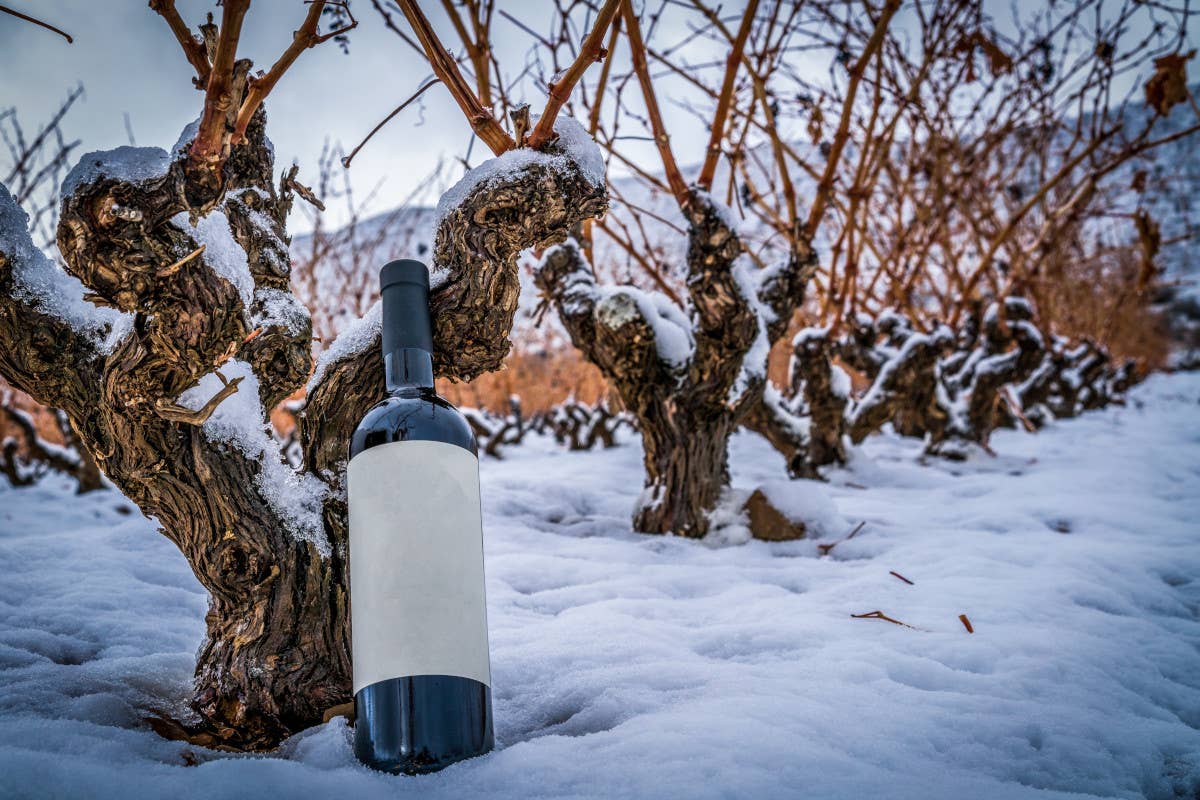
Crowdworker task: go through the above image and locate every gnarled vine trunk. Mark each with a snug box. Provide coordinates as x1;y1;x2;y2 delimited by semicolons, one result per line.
740;329;849;481
0;108;606;749
536;193;814;537
635;404;734;536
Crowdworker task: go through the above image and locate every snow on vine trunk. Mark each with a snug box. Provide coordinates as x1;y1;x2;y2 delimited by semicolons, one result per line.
536;190;813;538
1;103;608;750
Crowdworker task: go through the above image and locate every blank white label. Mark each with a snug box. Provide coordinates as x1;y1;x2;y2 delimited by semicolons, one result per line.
348;439;491;694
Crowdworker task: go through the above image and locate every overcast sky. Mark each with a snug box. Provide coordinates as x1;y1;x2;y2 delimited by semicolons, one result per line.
0;1;500;231
1;2;1195;234
1;1;738;233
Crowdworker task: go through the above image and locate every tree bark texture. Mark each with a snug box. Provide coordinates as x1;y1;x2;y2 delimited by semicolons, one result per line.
845;326;953;444
536;192;815;536
926;301;1046;456
789;329;848;469
740;328;849;481
0;109;606;749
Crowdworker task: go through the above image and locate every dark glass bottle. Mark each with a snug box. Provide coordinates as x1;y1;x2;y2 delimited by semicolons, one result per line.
348;259;494;775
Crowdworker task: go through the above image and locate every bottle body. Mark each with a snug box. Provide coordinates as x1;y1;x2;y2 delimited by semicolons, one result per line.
347;260;494;774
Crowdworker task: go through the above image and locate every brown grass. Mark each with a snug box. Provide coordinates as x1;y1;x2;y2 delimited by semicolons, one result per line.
0;378;65;453
437;344;612;415
267;344;612;440
1025;244;1172;369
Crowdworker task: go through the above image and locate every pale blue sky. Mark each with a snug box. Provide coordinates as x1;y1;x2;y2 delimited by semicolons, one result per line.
1;1;1195;233
0;1;736;231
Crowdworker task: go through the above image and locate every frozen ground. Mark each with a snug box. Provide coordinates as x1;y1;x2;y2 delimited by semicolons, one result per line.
0;373;1198;799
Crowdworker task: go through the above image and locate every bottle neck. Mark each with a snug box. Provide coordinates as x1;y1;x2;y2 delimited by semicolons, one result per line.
381;276;435;392
385;347;435;391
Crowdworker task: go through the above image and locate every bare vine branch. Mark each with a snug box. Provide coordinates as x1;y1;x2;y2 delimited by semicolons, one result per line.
149;0;210;83
527;0;622;150
395;0;516;155
0;3;73;43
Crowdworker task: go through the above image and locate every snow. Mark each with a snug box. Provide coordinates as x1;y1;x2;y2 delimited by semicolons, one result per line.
0;182;132;354
176;360;329;555
170;210;256;309
793;325;830;347
227;190;289;278
594;284;694;369
728;255;771;404
875;307;907;326
1;372;1200;798
1016;321;1045;350
295;90;1200;368
756;478;847;538
60;146;171;199
253;287;310;337
1005;296;1033;317
688;187;743;235
306;299;381;393
171;118;201;158
847;332;934;427
762;381;811;440
542;116;606;188
435;116;605;234
830;364;852;398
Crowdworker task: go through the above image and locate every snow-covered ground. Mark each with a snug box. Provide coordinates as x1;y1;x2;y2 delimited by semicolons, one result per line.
1;373;1198;799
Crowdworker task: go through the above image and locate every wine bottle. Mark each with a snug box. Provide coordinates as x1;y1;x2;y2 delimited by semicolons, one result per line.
347;259;494;774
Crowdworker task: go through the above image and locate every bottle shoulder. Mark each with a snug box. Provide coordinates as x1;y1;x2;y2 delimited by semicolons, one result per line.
350;392;478;458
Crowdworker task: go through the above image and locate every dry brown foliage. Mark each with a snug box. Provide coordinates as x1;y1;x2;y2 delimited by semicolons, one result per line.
0;86;83;480
437;345;610;414
0;389;62;453
1033;241;1173;368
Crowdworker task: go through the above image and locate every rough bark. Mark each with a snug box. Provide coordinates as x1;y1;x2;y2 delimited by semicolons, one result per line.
748;294;1136;468
734;233;844;479
741;327;849;481
544;401;632;451
55;410;105;492
834;313;888;379
634;404;735;535
1014;350;1062;427
42;111;341;749
845;326;954;443
0;108;605;750
1071;343;1113;413
927;300;1046;457
790;329;847;469
536;191;789;537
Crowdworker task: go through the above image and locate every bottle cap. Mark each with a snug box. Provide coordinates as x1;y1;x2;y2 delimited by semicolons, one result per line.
380;259;430;291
